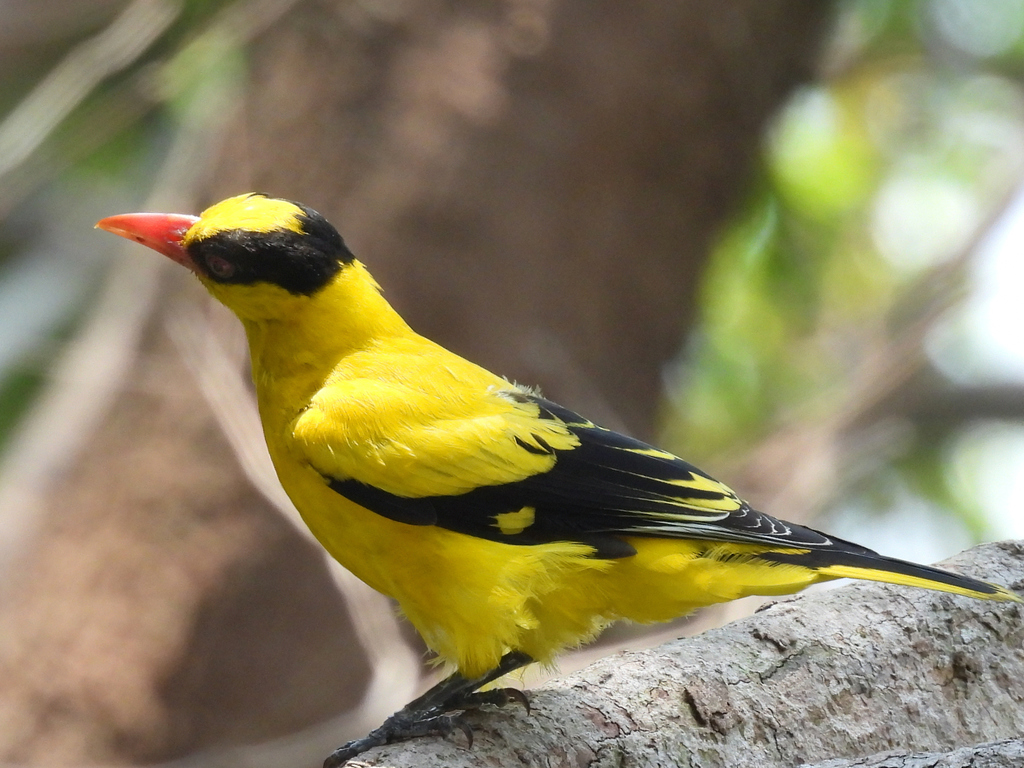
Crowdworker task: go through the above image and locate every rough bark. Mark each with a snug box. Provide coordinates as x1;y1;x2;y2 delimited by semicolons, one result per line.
346;541;1024;768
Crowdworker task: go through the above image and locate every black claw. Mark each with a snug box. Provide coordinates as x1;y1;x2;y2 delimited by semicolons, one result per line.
424;712;474;749
450;714;475;749
503;686;531;715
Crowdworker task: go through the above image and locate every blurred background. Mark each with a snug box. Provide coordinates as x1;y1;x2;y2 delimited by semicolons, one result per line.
0;0;1022;765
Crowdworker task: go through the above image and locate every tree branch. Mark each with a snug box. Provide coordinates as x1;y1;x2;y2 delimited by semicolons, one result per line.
804;737;1024;768
350;541;1024;768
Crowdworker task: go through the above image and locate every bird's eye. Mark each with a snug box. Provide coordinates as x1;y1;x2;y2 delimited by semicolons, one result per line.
205;254;235;279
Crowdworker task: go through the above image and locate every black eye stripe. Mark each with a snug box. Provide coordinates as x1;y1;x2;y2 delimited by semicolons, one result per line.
186;209;353;295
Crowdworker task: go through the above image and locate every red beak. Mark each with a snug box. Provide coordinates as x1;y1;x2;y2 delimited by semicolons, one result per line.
95;212;201;272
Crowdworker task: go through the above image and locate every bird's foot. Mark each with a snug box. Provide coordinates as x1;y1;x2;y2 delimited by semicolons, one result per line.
322;687;530;767
324;651;534;767
323;710;472;768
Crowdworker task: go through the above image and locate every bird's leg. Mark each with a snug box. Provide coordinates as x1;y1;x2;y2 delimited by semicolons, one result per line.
323;650;533;768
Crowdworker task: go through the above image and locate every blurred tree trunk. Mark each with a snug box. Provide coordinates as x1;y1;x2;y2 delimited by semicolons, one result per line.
210;0;830;437
0;0;831;764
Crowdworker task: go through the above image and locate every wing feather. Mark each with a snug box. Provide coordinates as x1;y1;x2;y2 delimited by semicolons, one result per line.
298;388;851;557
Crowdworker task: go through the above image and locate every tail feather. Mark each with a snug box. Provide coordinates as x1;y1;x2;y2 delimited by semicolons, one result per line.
760;545;1021;603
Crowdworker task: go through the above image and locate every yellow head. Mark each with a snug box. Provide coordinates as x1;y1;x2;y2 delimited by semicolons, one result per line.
96;193;358;322
183;193;307;244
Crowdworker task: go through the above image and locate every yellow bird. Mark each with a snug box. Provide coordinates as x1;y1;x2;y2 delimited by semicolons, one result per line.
97;193;1019;766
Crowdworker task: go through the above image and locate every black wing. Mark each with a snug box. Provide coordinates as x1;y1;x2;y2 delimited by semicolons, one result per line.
323;392;861;560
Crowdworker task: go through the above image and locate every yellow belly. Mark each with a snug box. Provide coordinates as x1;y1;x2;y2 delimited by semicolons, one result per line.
273;456;822;678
